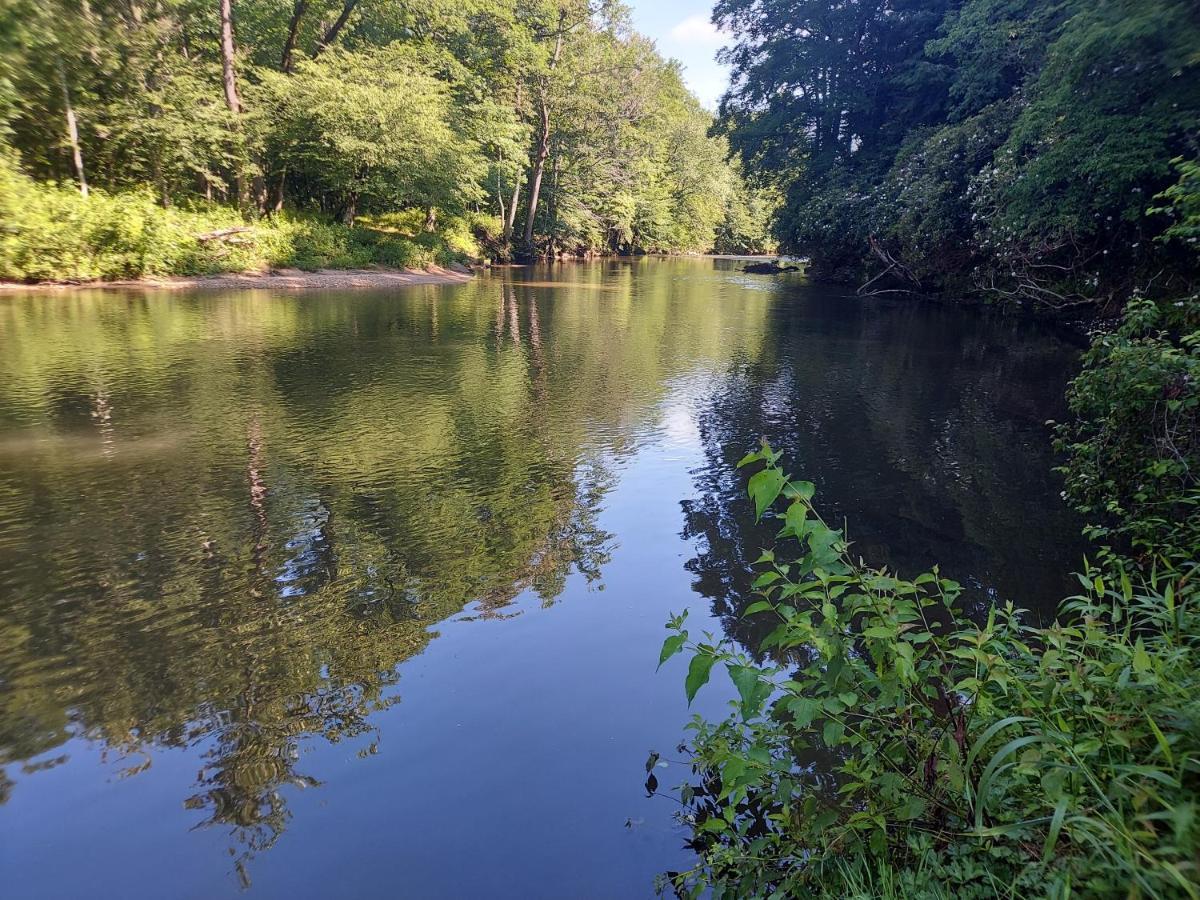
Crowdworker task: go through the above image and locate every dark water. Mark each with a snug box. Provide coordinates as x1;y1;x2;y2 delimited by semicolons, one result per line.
0;259;1084;897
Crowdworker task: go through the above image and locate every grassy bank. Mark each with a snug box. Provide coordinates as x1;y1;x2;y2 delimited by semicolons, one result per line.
0;160;481;284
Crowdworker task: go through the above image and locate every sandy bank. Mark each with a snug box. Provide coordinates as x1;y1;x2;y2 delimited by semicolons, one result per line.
0;265;476;292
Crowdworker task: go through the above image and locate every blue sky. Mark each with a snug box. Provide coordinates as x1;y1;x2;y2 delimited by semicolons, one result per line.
626;1;731;109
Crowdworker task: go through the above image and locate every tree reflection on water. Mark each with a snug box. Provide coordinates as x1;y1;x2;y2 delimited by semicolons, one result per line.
0;264;772;877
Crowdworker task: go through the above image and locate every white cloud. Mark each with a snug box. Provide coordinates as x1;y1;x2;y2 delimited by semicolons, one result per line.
668;14;726;45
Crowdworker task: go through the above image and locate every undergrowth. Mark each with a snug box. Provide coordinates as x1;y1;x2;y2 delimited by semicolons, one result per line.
0;157;473;282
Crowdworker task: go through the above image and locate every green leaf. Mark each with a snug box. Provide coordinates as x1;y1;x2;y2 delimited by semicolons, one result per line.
975;734;1046;830
783;480;815;501
1132;637;1151;673
742;600;775;617
895;795;926;821
727;664;764;716
736;450;762;469
752;571;781;589
1042;798;1068;861
1146;713;1174;766
823;719;845;746
685;652;716;705
965;716;1036;780
786;696;821;727
658;633;686;670
747;467;786;520
779;500;808;539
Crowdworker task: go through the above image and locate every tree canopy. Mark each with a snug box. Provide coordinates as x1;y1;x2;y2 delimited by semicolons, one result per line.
715;0;1200;307
0;0;775;262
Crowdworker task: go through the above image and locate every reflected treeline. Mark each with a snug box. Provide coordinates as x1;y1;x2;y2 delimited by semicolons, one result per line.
682;286;1089;654
0;263;770;877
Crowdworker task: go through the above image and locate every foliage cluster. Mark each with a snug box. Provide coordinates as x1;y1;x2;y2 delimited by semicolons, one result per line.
0;0;776;279
715;0;1200;307
1054;153;1200;566
0;155;465;281
1055;294;1200;568
658;444;1200;898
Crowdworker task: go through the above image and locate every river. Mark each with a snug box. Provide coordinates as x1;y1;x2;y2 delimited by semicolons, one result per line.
0;258;1085;897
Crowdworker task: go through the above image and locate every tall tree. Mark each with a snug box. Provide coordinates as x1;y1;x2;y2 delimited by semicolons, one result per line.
312;0;359;58
55;59;88;197
218;0;240;116
521;6;567;251
279;0;308;74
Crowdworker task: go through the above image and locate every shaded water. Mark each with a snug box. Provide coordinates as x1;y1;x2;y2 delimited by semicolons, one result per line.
0;259;1084;897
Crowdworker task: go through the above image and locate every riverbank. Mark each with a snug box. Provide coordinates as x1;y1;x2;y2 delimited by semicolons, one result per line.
0;264;475;293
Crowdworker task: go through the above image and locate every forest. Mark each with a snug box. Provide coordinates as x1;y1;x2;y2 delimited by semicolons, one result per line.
0;0;774;282
714;0;1199;311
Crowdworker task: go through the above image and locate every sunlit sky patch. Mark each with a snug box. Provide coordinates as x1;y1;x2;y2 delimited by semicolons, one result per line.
626;1;732;110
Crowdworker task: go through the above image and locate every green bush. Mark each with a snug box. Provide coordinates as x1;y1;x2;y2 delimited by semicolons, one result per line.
361;209;495;264
0;158;243;279
1055;162;1200;568
0;157;469;282
657;443;1200;899
1055;295;1200;567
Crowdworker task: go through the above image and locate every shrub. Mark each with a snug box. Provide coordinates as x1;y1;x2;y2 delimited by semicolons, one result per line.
1055;295;1200;567
0;157;470;282
656;443;1200;899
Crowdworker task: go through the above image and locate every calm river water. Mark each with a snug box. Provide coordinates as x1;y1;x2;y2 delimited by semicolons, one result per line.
0;259;1084;897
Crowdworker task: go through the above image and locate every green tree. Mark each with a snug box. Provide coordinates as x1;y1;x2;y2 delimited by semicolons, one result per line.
715;0;1200;306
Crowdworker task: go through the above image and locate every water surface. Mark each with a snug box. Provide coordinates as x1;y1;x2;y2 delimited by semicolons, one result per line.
0;259;1083;896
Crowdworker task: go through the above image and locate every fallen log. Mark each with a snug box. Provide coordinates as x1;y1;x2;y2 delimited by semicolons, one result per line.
195;226;253;243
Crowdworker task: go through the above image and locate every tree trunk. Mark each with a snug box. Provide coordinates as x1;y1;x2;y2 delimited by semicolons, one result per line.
502;86;523;247
313;0;358;58
505;172;522;242
497;151;507;236
342;193;357;225
424;206;437;232
547;154;559;258
218;0;240;115
272;169;286;213
280;0;307;73
56;61;88;198
218;0;247;207
522;97;551;250
521;15;565;252
252;173;267;214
